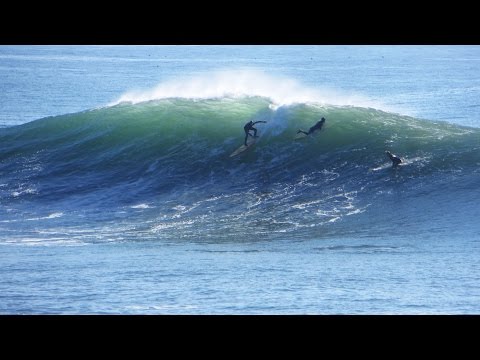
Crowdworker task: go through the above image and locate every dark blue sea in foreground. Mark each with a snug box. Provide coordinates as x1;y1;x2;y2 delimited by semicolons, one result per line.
1;46;479;314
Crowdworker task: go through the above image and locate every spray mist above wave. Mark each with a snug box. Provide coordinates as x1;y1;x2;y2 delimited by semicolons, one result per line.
111;69;394;111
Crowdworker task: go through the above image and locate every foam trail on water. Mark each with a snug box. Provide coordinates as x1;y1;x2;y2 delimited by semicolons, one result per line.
111;69;394;111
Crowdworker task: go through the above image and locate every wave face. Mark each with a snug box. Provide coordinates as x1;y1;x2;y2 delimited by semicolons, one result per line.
1;97;480;241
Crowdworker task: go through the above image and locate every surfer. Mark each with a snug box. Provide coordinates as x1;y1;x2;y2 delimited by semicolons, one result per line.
244;120;267;146
297;117;325;136
385;151;402;167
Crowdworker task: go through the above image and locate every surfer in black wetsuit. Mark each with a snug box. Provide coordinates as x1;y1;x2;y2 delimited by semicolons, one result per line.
244;120;267;146
385;150;402;168
297;117;326;136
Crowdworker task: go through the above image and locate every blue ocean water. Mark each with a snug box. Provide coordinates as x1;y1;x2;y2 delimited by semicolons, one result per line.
0;45;479;314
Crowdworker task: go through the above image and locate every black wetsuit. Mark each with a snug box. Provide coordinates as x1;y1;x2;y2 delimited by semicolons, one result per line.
297;119;325;136
387;152;402;167
244;121;265;146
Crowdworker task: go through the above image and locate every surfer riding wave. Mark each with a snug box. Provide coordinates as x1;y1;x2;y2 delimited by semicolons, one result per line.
244;120;267;146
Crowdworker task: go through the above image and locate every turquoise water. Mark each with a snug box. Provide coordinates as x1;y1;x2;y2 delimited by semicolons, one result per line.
1;45;479;314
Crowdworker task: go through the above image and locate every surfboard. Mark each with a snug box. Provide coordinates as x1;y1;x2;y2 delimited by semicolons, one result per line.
370;157;425;172
369;163;392;172
294;132;308;140
230;138;256;157
369;161;408;172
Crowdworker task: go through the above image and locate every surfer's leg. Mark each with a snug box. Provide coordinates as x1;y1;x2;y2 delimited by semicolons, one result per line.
253;128;258;137
244;132;249;146
297;130;308;135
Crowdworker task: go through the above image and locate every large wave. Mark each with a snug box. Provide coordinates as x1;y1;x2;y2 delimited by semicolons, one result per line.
1;94;479;242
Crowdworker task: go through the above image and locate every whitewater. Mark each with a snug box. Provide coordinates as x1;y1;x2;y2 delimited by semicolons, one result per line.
0;46;479;314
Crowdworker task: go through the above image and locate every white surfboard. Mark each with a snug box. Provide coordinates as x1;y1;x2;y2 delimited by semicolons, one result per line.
230;138;256;157
294;132;308;140
369;163;392;172
370;156;426;172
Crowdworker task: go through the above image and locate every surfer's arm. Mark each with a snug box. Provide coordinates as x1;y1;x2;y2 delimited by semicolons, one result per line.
253;121;267;125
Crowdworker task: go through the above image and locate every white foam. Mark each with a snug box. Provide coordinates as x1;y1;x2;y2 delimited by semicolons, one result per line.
11;188;37;197
1;237;84;247
172;205;187;211
110;69;391;110
124;304;198;312
26;212;64;221
46;212;63;219
131;203;152;209
151;219;195;232
346;209;365;216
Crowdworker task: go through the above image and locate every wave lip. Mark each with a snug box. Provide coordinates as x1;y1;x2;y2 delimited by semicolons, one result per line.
111;69;391;111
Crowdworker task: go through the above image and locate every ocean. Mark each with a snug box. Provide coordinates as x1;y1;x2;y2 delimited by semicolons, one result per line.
0;45;479;314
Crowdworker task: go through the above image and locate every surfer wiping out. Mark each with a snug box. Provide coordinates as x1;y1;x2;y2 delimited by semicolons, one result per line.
244;120;267;146
385;150;402;167
297;117;325;136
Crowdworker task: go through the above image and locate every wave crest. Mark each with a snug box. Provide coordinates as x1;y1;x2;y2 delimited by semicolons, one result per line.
112;69;391;111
